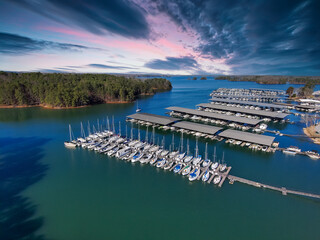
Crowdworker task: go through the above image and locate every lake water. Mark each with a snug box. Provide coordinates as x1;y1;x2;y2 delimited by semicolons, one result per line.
1;77;320;240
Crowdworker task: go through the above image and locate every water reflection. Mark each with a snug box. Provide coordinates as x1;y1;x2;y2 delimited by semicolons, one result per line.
0;137;50;240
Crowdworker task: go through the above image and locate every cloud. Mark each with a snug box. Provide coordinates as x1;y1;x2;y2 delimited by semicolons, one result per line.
148;0;320;75
87;63;137;70
10;0;150;39
0;32;99;54
145;56;198;70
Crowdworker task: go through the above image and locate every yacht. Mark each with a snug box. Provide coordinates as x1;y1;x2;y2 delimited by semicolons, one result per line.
188;168;200;181
168;151;179;158
305;151;320;160
283;146;301;155
202;170;210;182
160;150;169;157
173;164;182;173
107;147;119;156
181;165;192;176
213;175;222;184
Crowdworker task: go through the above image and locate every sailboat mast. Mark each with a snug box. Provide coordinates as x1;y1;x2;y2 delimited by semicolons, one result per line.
187;139;189;155
172;134;174;150
152;127;155;144
125;125;128;139
146;126;149;142
213;146;216;162
138;126;141;141
119;121;121;136
205;142;208;160
112;116;115;133
180;132;183;152
195;138;198;157
107;116;110;132
69;124;72;141
87;121;91;136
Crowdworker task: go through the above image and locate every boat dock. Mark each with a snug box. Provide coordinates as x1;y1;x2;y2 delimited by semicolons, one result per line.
228;175;320;200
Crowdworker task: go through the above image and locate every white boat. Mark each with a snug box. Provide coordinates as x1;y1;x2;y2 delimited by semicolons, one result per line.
192;155;202;165
181;165;192;176
64;124;77;148
168;151;179;158
132;152;144;162
160;150;169;157
149;156;158;165
107;147;119;156
173;164;182;173
183;155;193;163
175;152;186;161
202;170;210;182
156;159;166;168
305;151;320;160
213;175;222;184
188;168;200;181
164;161;174;170
140;154;153;164
202;159;210;167
211;162;219;170
136;100;141;112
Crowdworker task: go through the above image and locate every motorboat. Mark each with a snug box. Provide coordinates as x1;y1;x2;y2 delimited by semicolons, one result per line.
283;146;301;155
202;170;210;182
140;154;153;164
168;151;179;158
305;151;320;160
188;168;200;181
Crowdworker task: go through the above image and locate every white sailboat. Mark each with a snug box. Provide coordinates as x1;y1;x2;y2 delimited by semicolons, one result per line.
64;124;77;148
136;100;141;112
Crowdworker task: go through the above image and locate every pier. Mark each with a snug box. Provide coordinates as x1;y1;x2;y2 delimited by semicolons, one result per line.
228;175;320;200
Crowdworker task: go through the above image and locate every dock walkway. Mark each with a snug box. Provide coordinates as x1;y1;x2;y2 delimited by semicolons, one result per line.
228;175;320;199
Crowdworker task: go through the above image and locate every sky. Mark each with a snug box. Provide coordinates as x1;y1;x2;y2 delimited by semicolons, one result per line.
0;0;319;75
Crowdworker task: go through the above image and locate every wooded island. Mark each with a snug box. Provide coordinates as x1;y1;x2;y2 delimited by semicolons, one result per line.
0;72;172;108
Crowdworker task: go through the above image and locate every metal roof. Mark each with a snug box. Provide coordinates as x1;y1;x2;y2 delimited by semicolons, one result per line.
210;97;287;109
172;121;222;135
127;113;179;126
166;106;261;125
218;129;275;146
197;103;289;119
210;94;283;99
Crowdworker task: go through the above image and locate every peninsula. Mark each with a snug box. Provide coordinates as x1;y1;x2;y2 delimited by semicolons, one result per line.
0;72;172;108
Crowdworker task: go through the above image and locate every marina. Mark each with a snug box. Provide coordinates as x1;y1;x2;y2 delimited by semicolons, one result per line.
66;126;320;200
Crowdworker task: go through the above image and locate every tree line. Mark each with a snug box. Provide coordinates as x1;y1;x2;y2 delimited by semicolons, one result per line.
215;75;320;85
0;72;172;107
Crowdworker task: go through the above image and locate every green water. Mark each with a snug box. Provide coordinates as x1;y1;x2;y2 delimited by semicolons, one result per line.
1;77;320;240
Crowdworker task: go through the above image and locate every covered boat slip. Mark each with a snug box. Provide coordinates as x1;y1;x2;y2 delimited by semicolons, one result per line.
210;97;287;110
218;129;275;147
166;106;261;126
210;94;283;100
172;121;222;135
197;103;289;119
127;113;179;126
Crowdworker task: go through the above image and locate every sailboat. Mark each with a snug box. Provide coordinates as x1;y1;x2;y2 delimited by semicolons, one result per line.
219;152;227;172
64;124;77;148
202;142;211;167
136;100;141;112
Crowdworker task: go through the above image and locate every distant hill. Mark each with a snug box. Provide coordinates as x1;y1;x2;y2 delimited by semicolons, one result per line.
215;75;320;85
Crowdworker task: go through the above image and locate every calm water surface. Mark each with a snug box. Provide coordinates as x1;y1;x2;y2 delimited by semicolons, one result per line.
1;77;320;240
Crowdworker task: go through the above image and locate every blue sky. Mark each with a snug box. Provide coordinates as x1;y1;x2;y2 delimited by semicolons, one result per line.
0;0;319;75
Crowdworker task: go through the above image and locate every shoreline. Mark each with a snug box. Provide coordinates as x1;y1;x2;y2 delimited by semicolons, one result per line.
303;126;320;145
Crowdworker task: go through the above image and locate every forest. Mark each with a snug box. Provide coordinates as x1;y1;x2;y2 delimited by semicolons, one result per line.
215;75;320;85
0;72;172;108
